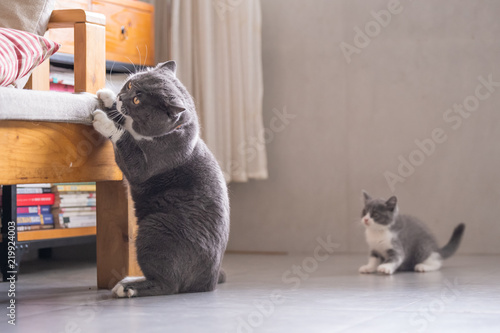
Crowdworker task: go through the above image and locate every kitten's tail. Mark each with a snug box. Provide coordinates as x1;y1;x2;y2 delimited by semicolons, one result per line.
439;223;465;259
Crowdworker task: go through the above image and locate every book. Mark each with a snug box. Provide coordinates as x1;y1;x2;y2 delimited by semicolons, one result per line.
61;214;96;228
61;210;96;217
17;187;52;194
52;184;96;192
17;183;51;188
17;214;54;226
58;193;96;207
17;205;52;215
52;182;95;185
18;224;55;232
17;193;55;206
59;206;96;213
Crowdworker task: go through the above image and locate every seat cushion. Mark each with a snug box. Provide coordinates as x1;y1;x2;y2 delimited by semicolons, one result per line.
0;87;99;125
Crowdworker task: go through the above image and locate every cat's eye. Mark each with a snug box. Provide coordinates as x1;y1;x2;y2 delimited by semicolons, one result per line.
133;97;140;105
128;82;132;89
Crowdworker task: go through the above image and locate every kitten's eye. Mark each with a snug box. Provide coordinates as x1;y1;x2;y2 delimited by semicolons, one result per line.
133;97;140;105
372;213;379;219
128;82;132;89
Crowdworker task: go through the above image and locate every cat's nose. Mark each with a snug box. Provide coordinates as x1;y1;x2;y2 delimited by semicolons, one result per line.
363;218;369;225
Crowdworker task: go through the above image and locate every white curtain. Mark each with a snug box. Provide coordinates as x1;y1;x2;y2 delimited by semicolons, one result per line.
148;0;268;182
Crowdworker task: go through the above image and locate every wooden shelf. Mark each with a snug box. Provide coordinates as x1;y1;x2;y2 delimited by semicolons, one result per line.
18;227;96;242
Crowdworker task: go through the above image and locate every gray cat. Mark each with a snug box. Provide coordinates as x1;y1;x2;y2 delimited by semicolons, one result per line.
359;191;464;275
92;61;230;297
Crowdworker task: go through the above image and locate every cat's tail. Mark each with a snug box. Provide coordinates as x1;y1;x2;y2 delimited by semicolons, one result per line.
218;269;227;284
439;223;465;259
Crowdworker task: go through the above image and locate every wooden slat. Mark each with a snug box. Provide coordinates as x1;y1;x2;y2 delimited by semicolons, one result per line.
93;0;154;12
96;180;142;289
92;0;155;66
26;59;50;91
48;9;106;29
18;227;96;241
0;121;122;185
74;22;106;93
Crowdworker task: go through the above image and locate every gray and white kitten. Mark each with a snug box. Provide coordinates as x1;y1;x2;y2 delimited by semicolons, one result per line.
359;191;464;275
92;61;230;297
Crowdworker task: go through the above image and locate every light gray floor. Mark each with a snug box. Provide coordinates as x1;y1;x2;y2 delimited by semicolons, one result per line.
0;254;499;333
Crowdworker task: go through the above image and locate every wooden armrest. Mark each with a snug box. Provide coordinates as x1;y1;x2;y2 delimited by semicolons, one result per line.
48;9;106;29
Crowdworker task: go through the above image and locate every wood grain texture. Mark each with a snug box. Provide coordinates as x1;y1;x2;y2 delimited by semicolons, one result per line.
49;4;91;55
18;227;96;241
26;59;50;91
49;9;106;28
92;0;155;66
50;0;154;66
74;22;106;93
0;121;122;185
96;180;142;289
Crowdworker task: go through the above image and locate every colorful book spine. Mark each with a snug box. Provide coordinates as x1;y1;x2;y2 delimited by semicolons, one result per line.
17;205;51;215
18;225;55;232
17;214;54;226
58;193;96;207
59;206;96;213
17;183;51;188
61;214;96;228
53;184;96;192
17;193;55;206
17;187;52;194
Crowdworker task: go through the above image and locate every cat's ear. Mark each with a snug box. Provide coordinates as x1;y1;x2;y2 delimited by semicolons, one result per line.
167;96;186;114
385;196;398;212
362;190;372;203
157;61;177;75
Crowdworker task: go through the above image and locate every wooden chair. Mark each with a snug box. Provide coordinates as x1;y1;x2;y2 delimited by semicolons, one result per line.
0;9;141;289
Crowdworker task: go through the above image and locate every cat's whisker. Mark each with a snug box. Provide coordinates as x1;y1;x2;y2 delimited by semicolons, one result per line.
125;56;138;74
136;45;144;70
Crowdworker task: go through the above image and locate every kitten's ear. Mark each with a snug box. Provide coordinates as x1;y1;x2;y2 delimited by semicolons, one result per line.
167;96;186;114
157;61;177;75
362;190;372;203
386;196;398;212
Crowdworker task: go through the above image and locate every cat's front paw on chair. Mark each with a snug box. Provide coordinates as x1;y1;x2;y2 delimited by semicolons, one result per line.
97;89;116;109
93;110;124;143
92;110;114;136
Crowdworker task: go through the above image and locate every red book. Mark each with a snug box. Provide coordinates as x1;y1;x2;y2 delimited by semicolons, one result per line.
17;193;55;206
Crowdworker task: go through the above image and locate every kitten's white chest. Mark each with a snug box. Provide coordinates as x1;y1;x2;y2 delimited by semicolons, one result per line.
365;228;393;253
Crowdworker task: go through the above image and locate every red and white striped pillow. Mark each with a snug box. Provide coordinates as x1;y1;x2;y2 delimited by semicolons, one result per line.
0;27;60;87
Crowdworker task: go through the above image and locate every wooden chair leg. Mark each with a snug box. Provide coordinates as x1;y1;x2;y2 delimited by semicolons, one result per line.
96;180;142;289
74;22;105;94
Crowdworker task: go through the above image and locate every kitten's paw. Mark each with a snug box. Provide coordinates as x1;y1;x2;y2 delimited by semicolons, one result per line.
377;263;396;275
415;263;433;272
111;282;137;298
359;265;377;274
97;89;116;108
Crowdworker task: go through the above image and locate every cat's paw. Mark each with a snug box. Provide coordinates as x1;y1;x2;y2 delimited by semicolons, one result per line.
415;263;432;272
111;282;137;298
97;89;116;108
92;110;114;136
93;110;123;142
377;263;396;275
359;265;377;274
